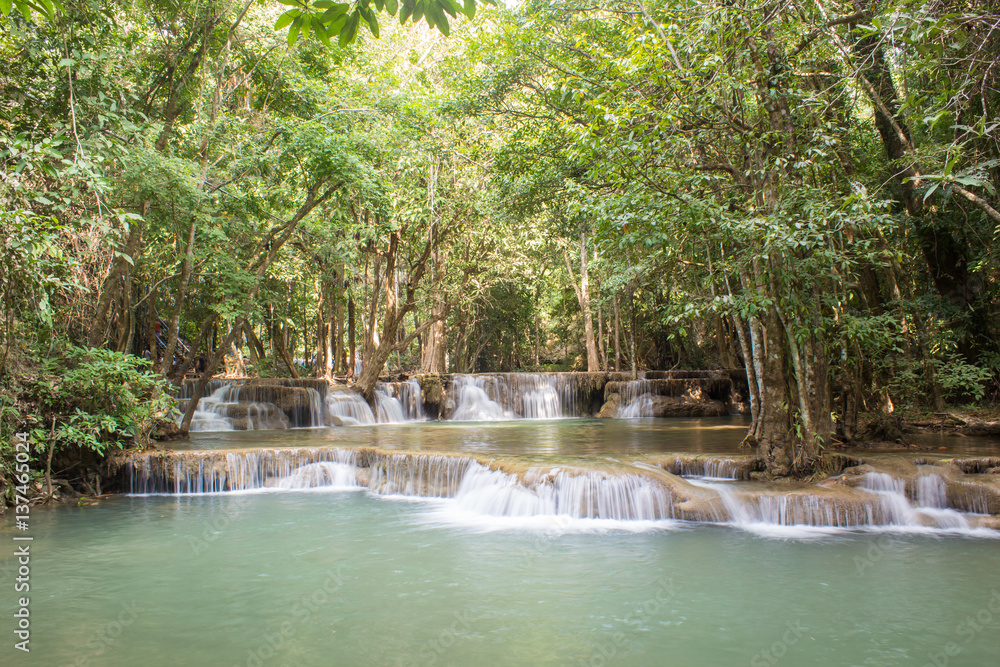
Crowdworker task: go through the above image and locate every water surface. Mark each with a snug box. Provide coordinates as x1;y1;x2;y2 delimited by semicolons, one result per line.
3;492;999;666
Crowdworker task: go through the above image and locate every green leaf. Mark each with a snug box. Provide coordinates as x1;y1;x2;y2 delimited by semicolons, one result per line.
923;182;939;203
953;176;984;187
57;57;76;67
320;3;348;22
462;0;474;19
386;0;398;14
339;11;360;47
943;155;958;177
274;10;297;31
399;0;413;24
315;22;331;47
427;1;448;34
361;7;379;37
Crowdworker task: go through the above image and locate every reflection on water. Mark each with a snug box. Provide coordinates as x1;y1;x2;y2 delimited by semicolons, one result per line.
173;417;1000;460
3;493;999;667
175;417;752;457
909;431;1000;456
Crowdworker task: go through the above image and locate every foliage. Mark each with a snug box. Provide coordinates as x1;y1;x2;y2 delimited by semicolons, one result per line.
21;345;173;453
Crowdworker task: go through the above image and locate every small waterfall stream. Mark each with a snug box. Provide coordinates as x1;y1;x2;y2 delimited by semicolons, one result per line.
380;378;425;421
324;392;376;425
111;448;998;534
618;376;654;418
449;373;585;420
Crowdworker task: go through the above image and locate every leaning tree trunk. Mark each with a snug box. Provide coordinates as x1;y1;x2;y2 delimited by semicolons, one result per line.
563;230;600;372
179;181;334;433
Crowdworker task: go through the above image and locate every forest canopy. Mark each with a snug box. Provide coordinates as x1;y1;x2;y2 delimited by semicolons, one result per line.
2;0;999;480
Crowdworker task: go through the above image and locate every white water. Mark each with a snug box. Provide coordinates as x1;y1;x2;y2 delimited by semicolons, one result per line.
184;384;295;432
119;448;996;537
374;387;407;423
325;391;376;425
275;461;359;490
860;472;972;530
381;378;426;421
449;373;583;420
451;375;509;420
181;381;326;431
618;377;654;418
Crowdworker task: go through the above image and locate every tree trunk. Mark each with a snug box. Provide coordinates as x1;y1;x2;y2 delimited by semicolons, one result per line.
179;180;335;433
90;220;143;348
158;218;197;375
420;248;449;373
347;292;356;379
613;294;622;372
563;230;600;371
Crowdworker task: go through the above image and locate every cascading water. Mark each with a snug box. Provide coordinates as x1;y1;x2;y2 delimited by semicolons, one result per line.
111;448;998;534
182;384;294;432
275;461;359;490
325;391;376;425
449;466;674;521
861;472;971;529
324;387;413;425
617;376;653;418
380;379;425;421
451;375;508;421
374;386;407;424
115;449;672;522
179;380;325;431
916;470;949;508
449;373;583;420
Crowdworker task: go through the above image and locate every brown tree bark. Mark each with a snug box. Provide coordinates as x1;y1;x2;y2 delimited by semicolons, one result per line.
563;230;600;371
157;218;197;375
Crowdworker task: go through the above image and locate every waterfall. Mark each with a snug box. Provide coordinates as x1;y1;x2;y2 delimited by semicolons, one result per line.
449;373;584;420
689;478;882;529
275;461;359;490
662;455;752;480
324;387;415;425
179;380;325;431
114;449;671;522
380;379;425;421
618;377;653;418
448;467;673;520
860;472;971;529
374;388;407;424
367;453;475;497
325;391;376;425
118;448;359;494
112;448;997;534
915;471;948;508
451;375;508;421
